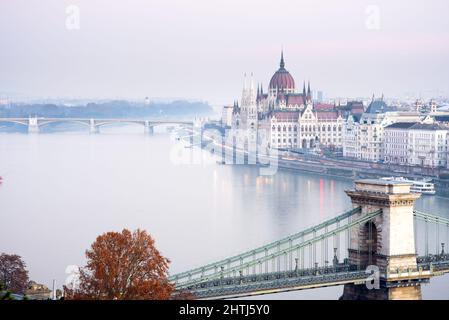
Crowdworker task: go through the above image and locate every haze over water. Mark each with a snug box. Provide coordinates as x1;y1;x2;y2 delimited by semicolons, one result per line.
1;126;449;299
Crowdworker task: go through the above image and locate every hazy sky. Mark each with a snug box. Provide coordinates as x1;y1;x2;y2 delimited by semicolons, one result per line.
1;0;449;105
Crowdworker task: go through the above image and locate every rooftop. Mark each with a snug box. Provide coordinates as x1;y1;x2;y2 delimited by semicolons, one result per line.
410;122;447;130
269;110;300;121
385;122;417;129
385;122;447;131
366;99;395;114
315;110;340;120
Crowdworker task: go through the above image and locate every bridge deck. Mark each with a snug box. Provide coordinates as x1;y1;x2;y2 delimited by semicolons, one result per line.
175;258;449;299
197;272;367;300
0;117;194;125
183;265;366;299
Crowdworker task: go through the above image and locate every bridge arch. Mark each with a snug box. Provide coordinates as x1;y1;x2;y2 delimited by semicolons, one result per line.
0;119;29;126
94;120;146;129
37;119;91;128
0;118;194;134
359;221;380;266
150;122;194;128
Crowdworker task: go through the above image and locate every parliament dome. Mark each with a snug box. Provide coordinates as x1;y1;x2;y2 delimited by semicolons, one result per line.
269;51;295;93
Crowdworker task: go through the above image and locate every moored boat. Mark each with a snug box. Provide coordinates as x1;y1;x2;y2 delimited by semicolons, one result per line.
380;176;436;195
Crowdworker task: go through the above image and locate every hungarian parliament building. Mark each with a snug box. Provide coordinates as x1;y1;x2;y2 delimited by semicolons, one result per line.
222;51;364;151
221;52;449;168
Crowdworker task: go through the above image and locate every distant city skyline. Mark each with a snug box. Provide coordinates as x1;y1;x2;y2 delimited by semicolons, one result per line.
1;0;449;105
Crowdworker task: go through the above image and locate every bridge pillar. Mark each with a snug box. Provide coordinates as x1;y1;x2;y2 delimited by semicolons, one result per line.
90;119;99;134
144;121;154;135
189;127;195;145
341;179;421;300
345;179;420;271
340;284;422;300
28;117;39;133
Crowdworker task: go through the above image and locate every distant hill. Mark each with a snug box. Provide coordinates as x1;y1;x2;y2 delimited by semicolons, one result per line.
0;100;213;119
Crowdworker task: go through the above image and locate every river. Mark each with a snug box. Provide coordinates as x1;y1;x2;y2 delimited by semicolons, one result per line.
0;125;448;299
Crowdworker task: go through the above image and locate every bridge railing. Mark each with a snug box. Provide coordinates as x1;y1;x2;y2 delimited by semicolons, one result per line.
189;268;368;299
184;262;359;290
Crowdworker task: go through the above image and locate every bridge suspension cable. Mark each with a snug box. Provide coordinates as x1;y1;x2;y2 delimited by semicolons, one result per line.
169;207;361;284
172;208;382;290
414;210;449;257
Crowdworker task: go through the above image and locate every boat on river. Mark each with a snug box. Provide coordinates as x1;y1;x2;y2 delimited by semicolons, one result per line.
380;176;436;195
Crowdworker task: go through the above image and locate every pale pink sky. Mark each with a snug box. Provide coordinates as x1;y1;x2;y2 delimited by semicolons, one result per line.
1;0;448;104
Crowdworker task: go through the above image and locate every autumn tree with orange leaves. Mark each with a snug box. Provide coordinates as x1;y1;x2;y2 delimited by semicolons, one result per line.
65;229;174;300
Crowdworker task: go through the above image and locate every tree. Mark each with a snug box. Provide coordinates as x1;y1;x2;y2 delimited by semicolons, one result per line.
65;229;174;300
0;253;29;294
0;283;10;300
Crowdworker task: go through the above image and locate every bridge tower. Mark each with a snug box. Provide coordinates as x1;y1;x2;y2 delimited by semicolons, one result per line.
341;179;422;300
28;117;39;133
89;119;99;134
144;121;154;135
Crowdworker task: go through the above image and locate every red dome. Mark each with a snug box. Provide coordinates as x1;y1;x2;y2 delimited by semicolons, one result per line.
269;52;295;92
269;69;295;92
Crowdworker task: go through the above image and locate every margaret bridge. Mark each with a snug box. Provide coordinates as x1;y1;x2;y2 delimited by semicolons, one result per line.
0;117;196;134
169;179;449;300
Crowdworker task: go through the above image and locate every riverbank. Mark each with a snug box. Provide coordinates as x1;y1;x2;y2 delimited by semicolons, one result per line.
276;153;449;197
200;129;449;197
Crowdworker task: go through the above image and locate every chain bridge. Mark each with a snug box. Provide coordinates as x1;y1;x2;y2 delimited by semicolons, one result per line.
169;179;449;300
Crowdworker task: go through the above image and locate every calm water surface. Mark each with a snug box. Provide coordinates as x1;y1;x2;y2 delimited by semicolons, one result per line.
0;126;448;299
